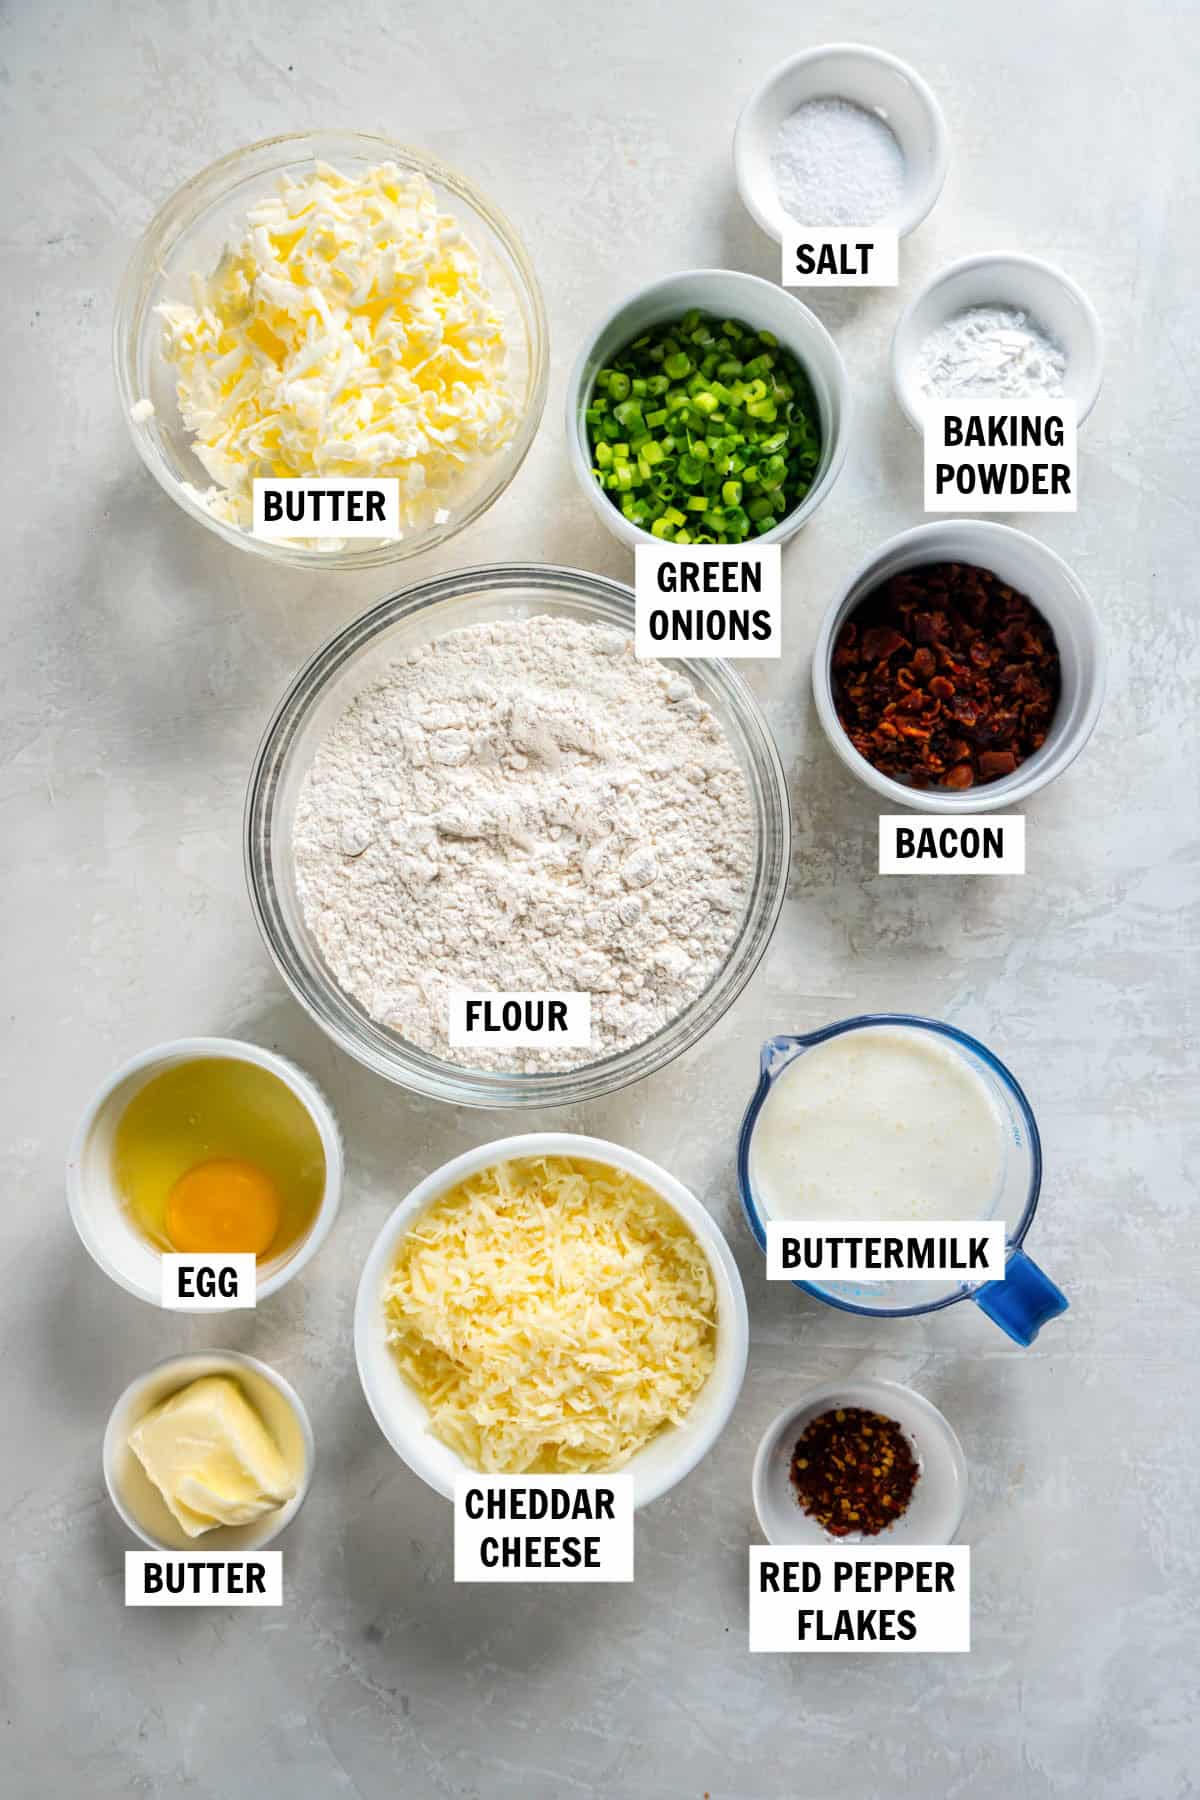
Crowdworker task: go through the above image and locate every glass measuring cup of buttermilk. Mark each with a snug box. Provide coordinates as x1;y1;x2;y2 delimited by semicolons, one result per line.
736;1015;1067;1345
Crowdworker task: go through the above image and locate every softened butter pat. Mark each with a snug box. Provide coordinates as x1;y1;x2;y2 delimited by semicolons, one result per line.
128;1374;296;1537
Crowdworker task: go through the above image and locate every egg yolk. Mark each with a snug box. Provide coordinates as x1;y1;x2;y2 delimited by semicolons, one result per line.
165;1159;282;1256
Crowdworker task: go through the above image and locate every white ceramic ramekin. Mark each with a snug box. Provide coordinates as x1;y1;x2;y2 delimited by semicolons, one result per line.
891;253;1105;430
734;44;949;244
812;520;1106;814
566;269;851;553
103;1349;315;1551
67;1037;343;1309
355;1132;749;1509
752;1378;968;1546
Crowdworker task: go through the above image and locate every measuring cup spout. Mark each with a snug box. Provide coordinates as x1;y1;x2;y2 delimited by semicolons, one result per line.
973;1249;1068;1346
759;1033;821;1079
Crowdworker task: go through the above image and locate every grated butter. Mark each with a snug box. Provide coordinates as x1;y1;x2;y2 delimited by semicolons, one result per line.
148;161;517;541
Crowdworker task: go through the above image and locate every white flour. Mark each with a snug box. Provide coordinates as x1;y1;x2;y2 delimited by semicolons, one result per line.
292;616;754;1070
771;97;906;226
918;306;1067;398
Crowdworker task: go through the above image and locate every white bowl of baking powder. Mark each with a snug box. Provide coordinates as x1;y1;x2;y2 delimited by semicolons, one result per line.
734;43;950;244
891;252;1106;430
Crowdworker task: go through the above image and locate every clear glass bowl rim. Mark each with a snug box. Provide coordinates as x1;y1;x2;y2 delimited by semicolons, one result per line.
245;563;792;1107
112;129;550;570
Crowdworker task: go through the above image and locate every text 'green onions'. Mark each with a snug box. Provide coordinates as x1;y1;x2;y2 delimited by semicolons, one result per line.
584;309;822;544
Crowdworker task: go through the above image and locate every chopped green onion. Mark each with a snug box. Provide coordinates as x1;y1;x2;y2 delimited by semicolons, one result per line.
585;309;822;544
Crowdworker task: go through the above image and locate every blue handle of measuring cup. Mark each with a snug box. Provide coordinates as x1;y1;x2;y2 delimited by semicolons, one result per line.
972;1248;1068;1346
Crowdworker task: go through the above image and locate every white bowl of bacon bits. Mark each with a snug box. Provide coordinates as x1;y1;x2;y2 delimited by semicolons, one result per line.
813;520;1105;812
354;1133;749;1509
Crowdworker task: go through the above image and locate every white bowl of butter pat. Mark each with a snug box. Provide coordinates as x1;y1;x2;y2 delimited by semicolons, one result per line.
103;1350;314;1551
355;1132;749;1509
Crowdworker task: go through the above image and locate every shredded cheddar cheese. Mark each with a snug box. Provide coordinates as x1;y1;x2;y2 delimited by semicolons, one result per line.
153;161;517;536
383;1155;718;1473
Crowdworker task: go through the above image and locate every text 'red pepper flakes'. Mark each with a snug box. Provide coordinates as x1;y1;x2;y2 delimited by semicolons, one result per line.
789;1406;919;1536
831;562;1061;790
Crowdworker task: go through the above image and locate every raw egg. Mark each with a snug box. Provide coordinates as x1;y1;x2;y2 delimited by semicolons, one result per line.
165;1159;282;1256
113;1057;326;1264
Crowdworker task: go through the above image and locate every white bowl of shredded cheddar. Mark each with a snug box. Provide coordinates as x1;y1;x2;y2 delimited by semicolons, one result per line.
354;1134;749;1506
115;131;548;568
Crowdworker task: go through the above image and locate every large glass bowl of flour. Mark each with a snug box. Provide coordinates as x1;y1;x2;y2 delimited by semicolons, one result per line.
245;565;790;1107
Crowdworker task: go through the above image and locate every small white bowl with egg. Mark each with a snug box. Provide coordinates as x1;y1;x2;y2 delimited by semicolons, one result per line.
66;1036;343;1310
891;252;1105;431
355;1133;749;1509
753;1378;969;1546
734;43;949;244
103;1350;315;1551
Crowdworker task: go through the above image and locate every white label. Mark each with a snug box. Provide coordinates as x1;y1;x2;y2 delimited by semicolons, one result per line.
782;227;899;288
634;544;781;659
766;1220;1007;1282
749;1546;970;1652
125;1551;282;1607
923;401;1077;512
161;1254;257;1311
879;814;1026;874
447;991;591;1050
252;478;401;538
454;1475;634;1583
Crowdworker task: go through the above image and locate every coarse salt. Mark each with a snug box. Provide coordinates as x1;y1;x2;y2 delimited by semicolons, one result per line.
771;97;906;226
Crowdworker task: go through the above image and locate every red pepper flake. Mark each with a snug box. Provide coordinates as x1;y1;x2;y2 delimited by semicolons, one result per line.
789;1407;919;1537
831;563;1061;790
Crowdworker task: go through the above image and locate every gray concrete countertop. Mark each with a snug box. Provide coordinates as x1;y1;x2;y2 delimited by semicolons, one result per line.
3;1;1197;1794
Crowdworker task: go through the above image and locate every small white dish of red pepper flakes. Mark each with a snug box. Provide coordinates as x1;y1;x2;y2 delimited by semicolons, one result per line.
752;1377;968;1546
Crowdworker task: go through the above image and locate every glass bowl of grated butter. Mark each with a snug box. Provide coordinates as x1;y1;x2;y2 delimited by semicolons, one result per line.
114;131;548;568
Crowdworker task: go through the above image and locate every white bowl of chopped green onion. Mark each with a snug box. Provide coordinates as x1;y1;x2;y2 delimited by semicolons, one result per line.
567;270;851;551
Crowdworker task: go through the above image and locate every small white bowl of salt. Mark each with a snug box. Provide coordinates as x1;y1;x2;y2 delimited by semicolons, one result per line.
890;252;1106;431
734;43;949;245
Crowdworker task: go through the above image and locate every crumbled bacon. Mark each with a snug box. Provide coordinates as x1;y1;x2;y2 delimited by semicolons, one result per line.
831;563;1060;790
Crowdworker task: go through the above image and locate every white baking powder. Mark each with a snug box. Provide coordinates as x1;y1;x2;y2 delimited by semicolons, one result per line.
771;97;906;226
918;306;1068;399
292;616;753;1071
